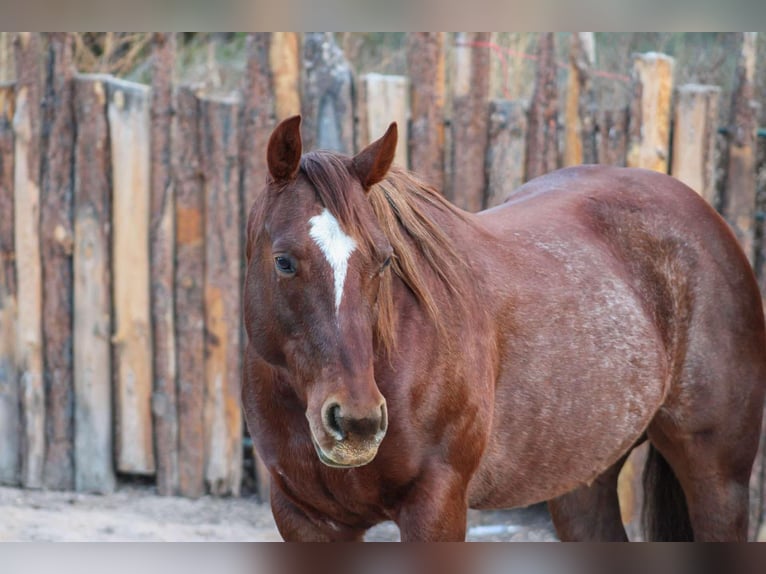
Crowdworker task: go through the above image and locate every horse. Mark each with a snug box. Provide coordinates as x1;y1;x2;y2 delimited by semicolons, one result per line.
241;115;766;541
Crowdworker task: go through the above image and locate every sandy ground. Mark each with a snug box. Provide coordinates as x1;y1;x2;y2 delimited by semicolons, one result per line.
0;484;558;542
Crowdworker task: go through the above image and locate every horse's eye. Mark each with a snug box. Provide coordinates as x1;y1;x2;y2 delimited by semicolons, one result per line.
380;256;392;273
274;255;296;276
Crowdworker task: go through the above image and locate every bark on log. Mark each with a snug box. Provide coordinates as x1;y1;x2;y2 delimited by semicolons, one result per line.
40;31;75;491
174;85;206;498
301;32;354;154
0;81;19;486
407;32;446;189
13;32;45;489
597;108;630;166
72;74;115;493
356;74;409;169
200;95;243;496
525;32;561;181
150;33;179;496
564;32;597;166
485;99;527;208
269;33;301;122
450;32;490;211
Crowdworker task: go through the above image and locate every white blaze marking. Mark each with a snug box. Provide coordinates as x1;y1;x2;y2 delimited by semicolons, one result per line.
308;209;357;315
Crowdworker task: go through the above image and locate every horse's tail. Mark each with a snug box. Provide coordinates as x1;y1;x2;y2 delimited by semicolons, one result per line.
641;443;693;541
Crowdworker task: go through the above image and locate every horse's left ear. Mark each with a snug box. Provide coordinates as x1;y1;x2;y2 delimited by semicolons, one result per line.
352;122;397;191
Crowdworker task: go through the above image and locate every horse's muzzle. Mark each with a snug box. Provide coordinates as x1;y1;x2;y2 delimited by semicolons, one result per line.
309;399;388;468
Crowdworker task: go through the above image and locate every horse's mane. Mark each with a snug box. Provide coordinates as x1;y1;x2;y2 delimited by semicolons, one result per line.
299;151;471;354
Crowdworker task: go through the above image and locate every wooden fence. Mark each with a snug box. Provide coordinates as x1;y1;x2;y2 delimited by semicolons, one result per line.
0;31;764;538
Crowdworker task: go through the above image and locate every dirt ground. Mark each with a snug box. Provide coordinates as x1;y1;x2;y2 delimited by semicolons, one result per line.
0;484;558;542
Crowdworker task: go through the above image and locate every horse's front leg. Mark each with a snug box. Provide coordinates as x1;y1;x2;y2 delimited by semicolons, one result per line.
271;485;366;542
395;463;469;541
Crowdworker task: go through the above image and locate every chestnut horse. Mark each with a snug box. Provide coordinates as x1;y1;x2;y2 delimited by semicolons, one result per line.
242;115;766;541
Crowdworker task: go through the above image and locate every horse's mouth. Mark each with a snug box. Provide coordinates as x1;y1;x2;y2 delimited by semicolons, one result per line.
310;435;380;469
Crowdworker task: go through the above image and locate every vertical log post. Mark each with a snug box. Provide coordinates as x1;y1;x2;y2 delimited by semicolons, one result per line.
597;108;630;166
485;99;527;208
450;32;490;211
241;33;274;502
301;32;354;154
356;74;409;168
269;33;301;122
200;95;243;497
671;84;720;206
564;32;597;166
40;31;75;491
526;32;561;181
626;52;675;173
174;86;205;498
407;32;446;188
108;78;155;475
73;74;115;493
721;32;758;264
150;33;179;496
13;32;45;489
0;81;18;486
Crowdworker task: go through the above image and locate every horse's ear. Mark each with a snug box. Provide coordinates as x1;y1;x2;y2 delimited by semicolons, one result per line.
267;115;302;183
352;122;397;191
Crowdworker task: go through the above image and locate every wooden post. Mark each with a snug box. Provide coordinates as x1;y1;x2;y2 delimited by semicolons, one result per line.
526;32;561;181
597;108;630;166
721;33;758;265
150;33;179;496
485;99;527;208
0;33;11;82
107;78;155;475
72;74;115;494
174;85;205;498
670;84;720;206
0;81;19;486
200;95;243;497
269;33;301;122
241;33;274;502
407;32;446;188
301;32;354;154
241;33;274;213
40;32;75;491
357;74;409;168
13;32;45;489
450;32;490;211
626;52;675;173
564;32;597;166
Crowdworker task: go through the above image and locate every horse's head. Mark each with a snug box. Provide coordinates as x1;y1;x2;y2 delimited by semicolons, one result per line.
245;115;398;468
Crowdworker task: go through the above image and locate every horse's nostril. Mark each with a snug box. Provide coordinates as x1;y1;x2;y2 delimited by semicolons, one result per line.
325;403;345;440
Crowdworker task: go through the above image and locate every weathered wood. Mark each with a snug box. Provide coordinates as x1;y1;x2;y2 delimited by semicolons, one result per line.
40;32;75;491
301;32;354;154
525;32;561;181
150;33;179;496
671;84;720;206
407;32;446;188
13;32;45;489
597;108;630;166
721;33;758;265
107;78;155;475
564;33;597;166
200;96;243;496
485;99;527;208
241;33;275;212
450;32;490;211
174;85;205;498
72;74;115;494
0;82;19;486
626;52;675;173
269;33;301;122
241;33;274;502
357;74;409;169
0;33;11;82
